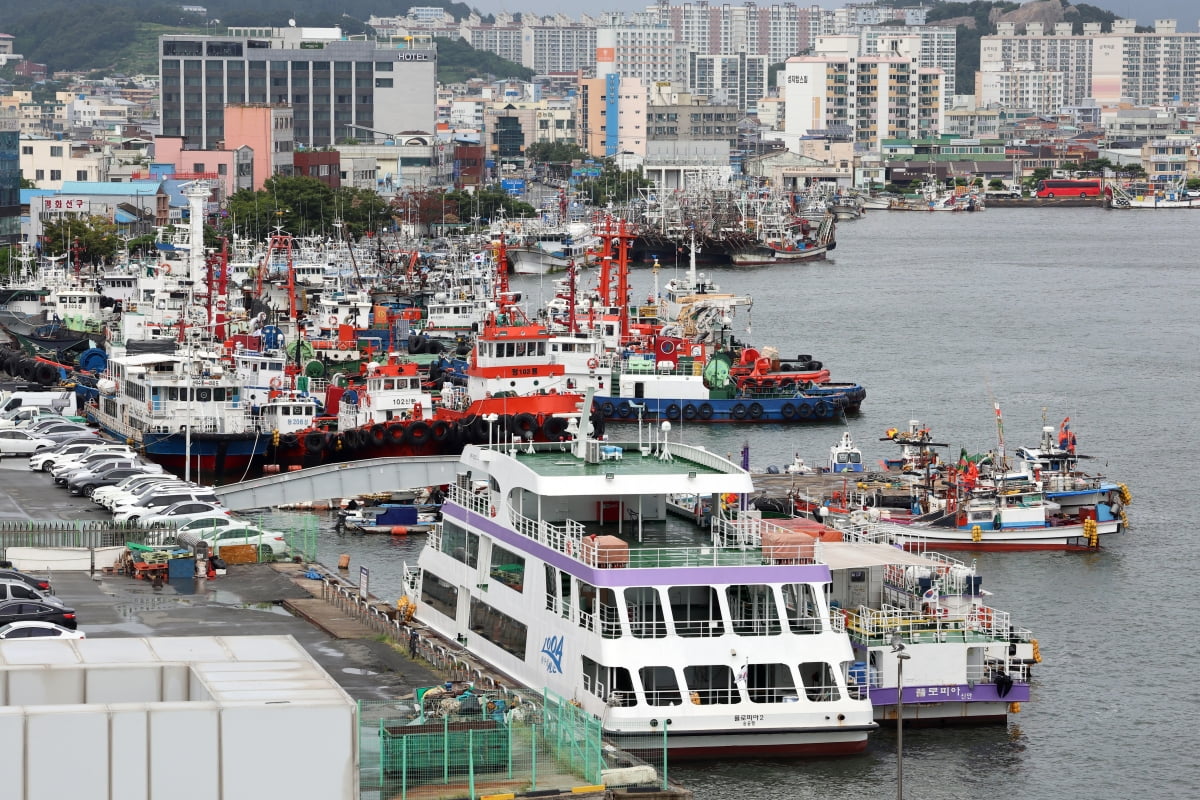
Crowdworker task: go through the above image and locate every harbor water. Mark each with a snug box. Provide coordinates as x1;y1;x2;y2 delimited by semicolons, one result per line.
305;207;1198;798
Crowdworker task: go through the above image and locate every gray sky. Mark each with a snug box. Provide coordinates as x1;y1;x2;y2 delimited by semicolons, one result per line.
472;1;1198;29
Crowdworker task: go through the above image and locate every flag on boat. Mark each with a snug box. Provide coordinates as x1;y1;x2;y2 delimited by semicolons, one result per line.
737;663;748;684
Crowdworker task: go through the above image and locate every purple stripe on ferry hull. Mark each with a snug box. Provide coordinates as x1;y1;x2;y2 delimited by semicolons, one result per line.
445;503;831;587
867;683;1031;706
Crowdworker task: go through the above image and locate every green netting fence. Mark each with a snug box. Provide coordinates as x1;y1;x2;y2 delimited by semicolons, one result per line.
359;688;665;800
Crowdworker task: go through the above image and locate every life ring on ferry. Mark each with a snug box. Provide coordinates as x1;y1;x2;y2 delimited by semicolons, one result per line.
328;315;339;327
565;539;573;556
269;377;284;390
161;264;171;275
337;342;352;351
489;506;497;518
587;357;600;370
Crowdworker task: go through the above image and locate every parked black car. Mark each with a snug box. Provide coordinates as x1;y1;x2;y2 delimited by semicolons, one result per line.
0;568;52;593
0;599;77;629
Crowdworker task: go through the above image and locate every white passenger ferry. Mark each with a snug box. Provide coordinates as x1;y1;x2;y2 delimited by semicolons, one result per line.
403;417;876;757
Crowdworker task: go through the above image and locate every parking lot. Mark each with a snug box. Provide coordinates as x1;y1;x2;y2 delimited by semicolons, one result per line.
0;459;442;702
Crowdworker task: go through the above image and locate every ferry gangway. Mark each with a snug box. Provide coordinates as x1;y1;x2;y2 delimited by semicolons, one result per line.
213;456;461;511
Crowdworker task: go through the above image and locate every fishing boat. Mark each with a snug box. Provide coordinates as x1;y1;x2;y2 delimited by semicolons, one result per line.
401;408;876;757
338;502;437;535
827;432;864;474
878;407;1127;550
506;221;597;275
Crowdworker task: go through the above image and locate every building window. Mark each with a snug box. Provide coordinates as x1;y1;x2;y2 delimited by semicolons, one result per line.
75;170;88;181
21;146;32;155
375;78;393;88
50;146;63;157
35;169;44;180
217;164;228;175
50;170;61;181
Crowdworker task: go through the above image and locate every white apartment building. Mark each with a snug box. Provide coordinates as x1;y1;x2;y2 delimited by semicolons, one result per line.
449;99;486;130
596;16;687;85
521;21;596;74
19;137;111;189
67;96;137;136
978;64;1065;115
688;52;767;111
980;19;1200;109
782;35;944;150
856;24;956;105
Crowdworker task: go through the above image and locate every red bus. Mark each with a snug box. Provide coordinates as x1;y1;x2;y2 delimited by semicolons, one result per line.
1035;178;1102;198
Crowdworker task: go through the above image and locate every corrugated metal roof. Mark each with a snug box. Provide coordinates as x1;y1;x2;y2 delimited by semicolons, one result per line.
56;181;162;196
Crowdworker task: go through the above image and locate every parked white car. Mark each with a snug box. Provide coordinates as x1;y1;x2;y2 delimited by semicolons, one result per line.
136;501;232;528
0;429;56;455
112;490;220;523
0;621;86;640
29;441;132;472
192;525;290;559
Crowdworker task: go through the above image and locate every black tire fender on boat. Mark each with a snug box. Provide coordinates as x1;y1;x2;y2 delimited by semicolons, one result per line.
698;402;714;420
814;400;830;417
511;412;538;437
797;401;813;418
665;403;681;420
600;401;615;418
371;424;387;445
748;402;764;419
431;420;451;442
408;334;425;354
387;423;405;445
683;404;698;420
35;363;56;384
541;415;568;440
406;420;432;446
781;402;797;419
617;401;632;418
281;433;299;449
304;433;325;453
732;403;748;420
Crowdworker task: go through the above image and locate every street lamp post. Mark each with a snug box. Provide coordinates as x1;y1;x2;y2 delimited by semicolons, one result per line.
896;649;912;800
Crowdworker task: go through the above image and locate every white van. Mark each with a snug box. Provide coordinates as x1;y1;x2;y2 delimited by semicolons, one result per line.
0;391;73;415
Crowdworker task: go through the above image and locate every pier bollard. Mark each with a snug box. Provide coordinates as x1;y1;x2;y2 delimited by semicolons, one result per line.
338;554;351;570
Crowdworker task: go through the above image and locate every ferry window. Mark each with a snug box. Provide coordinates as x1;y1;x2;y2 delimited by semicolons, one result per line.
726;584;781;636
214;388;226;401
745;663;798;704
560;571;573;619
544;564;557;612
384;379;395;390
489;544;525;592
782;584;822;633
639;666;682;706
441;520;479;567
682;665;741;705
469;598;527;658
668;586;724;637
798;662;841;702
582;655;636;706
624;587;666;638
536;342;546;356
515;342;527;357
168;388;179;401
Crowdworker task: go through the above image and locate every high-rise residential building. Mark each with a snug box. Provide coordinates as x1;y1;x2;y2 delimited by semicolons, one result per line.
783;35;944;150
855;24;956;105
521;21;596;75
978;66;1065;116
463;15;524;65
980;19;1200;109
0;107;19;245
159;27;436;150
596;14;688;85
688;52;767;111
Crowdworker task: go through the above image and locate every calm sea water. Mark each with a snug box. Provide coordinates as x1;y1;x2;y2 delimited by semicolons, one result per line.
308;208;1200;798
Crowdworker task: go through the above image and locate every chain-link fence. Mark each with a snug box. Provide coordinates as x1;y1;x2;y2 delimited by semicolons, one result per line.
359;688;667;800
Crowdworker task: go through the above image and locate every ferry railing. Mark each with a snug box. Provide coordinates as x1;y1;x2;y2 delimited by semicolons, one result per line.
449;483;490;516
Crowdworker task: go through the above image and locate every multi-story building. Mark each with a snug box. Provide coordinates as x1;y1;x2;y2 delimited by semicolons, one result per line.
977;64;1065;115
577;75;649;158
980;19;1200;110
520;19;596;75
856;24;956;105
293;148;341;189
596;15;687;85
159;27;436;150
462;14;524;65
782;35;944;150
223;103;295;189
943;103;1003;139
66;95;138;137
483;101;575;168
19;137;111;189
688;52;767;112
659;3;817;69
0;106;19;245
